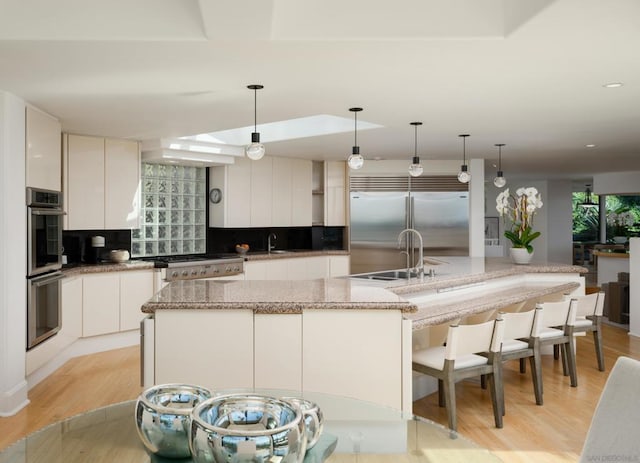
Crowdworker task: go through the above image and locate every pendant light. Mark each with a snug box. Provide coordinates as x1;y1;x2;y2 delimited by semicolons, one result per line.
245;84;265;160
408;122;424;177
457;134;471;183
347;107;364;170
580;184;598;208
493;143;507;188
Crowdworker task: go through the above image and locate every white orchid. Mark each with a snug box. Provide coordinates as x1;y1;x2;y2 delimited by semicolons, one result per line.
495;186;543;253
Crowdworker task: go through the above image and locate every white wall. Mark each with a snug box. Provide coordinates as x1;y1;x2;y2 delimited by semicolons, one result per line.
469;159;485;257
0;91;29;416
546;180;573;264
593;171;640;195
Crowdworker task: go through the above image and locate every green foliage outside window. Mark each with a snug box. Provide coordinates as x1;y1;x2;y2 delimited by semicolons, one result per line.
572;194;640;242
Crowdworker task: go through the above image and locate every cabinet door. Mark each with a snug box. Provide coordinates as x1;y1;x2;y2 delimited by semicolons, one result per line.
250;157;272;227
302;310;403;410
291;159;312;226
225;158;251;227
120;270;154;331
254;314;302;390
82;273;120;337
244;261;267;280
105;138;140;229
272;157;292;226
325;161;347;226
26;107;61;191
66;134;105;230
155;310;254;390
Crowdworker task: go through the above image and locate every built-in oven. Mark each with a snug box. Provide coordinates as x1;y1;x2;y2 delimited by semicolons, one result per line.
26;187;64;350
27;270;63;350
27;188;64;277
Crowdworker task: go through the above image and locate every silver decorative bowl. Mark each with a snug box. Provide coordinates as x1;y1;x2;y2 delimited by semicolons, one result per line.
135;383;213;458
282;397;324;449
190;394;306;463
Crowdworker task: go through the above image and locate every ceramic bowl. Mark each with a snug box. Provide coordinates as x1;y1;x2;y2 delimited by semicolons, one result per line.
190;394;306;463
110;249;130;262
235;245;249;255
135;383;213;458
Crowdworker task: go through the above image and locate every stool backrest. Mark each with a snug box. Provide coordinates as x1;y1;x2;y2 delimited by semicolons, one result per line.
498;308;540;341
444;318;504;360
536;299;577;329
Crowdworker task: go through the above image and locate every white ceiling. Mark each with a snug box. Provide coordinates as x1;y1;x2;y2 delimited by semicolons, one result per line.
1;0;639;181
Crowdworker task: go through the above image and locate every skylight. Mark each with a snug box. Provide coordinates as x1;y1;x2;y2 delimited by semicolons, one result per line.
180;114;383;145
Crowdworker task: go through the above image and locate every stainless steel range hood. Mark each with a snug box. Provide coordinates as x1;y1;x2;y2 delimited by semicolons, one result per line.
141;138;244;166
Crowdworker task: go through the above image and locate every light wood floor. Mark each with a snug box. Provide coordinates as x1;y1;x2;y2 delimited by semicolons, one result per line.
1;324;638;462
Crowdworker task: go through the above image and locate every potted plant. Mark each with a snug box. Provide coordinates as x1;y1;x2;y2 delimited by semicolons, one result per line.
606;209;634;243
496;187;543;264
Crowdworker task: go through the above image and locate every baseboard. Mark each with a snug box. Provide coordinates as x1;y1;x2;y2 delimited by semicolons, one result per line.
0;380;30;417
26;330;140;390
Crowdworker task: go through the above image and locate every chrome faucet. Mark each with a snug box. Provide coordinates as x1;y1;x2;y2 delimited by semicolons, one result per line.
397;228;424;278
268;232;277;254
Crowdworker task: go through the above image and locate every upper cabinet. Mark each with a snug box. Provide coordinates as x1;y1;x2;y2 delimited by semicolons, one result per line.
311;161;348;227
63;133;140;230
210;156;312;228
25;106;62;191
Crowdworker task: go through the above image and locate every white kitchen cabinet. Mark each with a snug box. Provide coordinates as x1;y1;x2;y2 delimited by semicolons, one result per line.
154;310;254;389
65;134;104;230
325;161;347;226
210;156;312;228
291;159;312;226
245;255;337;281
272;157;292;226
250;156;273;227
119;270;155;331
302;310;403;410
25;106;62;191
64;133;140;230
82;273;120;337
104;138;140;229
243;261;268;280
254;314;302;390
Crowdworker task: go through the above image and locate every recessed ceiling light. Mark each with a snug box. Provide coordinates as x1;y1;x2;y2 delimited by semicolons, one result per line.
603;82;623;88
586;144;596;148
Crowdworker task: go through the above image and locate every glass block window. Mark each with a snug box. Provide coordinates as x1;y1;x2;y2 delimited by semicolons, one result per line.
132;163;207;257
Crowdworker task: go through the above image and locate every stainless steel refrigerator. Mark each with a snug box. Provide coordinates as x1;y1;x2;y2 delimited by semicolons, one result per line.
350;191;469;274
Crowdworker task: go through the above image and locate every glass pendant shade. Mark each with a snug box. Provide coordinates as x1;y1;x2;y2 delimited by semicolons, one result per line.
347;146;364;170
409;156;423;177
245;132;265;160
246;84;265;160
580;185;598;208
457;165;471;183
493;172;506;187
493;143;506;187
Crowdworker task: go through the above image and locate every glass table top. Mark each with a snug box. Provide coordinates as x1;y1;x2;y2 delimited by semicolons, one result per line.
0;390;501;463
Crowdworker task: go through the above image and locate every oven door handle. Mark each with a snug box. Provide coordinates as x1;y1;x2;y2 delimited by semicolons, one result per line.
30;209;66;216
31;271;64;286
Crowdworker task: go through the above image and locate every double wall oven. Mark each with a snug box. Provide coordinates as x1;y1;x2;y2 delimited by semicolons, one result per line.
27;188;64;350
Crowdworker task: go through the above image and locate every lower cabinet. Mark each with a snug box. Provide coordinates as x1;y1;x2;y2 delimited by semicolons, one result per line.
154;310;254;389
151;308;404;410
83;270;155;337
243;255;349;281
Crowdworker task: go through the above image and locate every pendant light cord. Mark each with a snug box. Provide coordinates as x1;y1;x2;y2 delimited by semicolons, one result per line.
254;88;257;133
462;136;466;164
414;124;418;156
354;110;358;146
498;145;502;170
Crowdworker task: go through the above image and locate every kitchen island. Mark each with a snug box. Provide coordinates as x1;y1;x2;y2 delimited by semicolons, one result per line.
141;257;586;411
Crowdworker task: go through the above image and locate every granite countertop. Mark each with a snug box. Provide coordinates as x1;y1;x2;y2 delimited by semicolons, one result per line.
62;260;155;276
373;257;588;296
141;279;416;314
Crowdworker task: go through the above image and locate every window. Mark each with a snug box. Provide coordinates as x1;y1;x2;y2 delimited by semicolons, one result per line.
132;163;206;257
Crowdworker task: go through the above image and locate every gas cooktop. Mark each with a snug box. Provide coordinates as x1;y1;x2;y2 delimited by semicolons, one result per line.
142;254;243;268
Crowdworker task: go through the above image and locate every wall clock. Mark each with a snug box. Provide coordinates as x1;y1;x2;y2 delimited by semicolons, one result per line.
209;188;222;204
